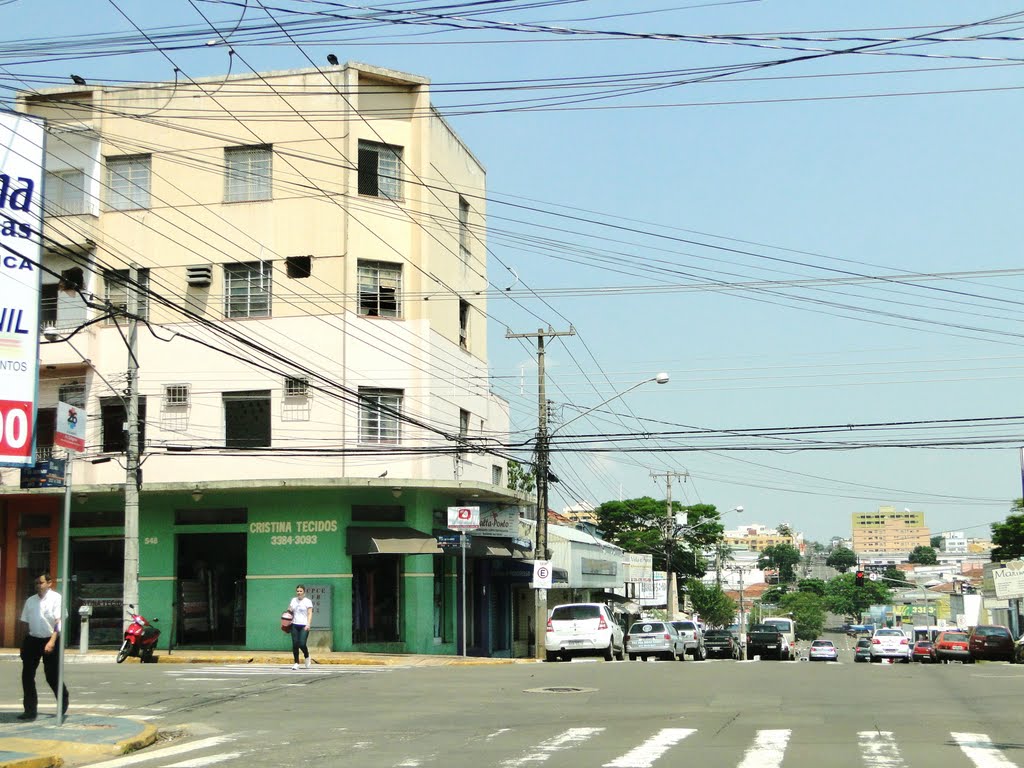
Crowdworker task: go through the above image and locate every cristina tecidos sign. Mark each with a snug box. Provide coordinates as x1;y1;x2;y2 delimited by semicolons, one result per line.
0;110;44;467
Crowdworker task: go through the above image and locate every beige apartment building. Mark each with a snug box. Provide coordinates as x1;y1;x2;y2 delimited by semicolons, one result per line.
1;62;533;657
851;506;930;557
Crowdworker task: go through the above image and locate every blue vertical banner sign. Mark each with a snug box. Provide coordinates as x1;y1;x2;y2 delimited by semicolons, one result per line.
0;110;45;467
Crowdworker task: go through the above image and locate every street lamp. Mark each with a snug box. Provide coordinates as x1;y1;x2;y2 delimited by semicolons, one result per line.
532;372;669;660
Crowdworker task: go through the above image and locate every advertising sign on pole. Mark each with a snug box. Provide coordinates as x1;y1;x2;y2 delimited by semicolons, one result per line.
54;401;86;452
0;111;45;467
447;506;480;531
991;560;1024;600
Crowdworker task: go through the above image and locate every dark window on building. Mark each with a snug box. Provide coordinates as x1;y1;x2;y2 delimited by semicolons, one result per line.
458;195;470;264
459;299;469;350
286;255;312;279
70;508;125;528
358;140;403;200
58;381;86;407
40;283;58;327
35;407;55;457
351;505;405;522
223;390;271;448
352;555;401;643
100;396;147;453
357;260;401;318
60;267;84;293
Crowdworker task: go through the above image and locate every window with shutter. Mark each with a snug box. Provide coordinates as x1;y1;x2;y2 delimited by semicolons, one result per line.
106;155;151;211
224;145;272;202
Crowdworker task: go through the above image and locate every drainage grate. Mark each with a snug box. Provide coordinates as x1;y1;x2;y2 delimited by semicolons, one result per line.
524;686;597;694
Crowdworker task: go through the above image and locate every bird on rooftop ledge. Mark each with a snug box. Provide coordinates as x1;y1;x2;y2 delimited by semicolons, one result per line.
70;74;86;86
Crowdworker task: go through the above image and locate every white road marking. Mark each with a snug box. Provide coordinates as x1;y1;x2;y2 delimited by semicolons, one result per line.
603;728;696;767
82;736;237;768
858;731;906;767
737;729;790;768
164;753;242;768
952;733;1018;768
500;727;604;767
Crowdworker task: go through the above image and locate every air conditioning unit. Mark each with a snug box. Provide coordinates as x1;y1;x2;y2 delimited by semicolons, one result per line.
186;265;213;287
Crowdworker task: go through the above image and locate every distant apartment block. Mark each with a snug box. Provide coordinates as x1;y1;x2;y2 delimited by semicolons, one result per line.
851;506;930;557
940;530;968;554
723;523;804;554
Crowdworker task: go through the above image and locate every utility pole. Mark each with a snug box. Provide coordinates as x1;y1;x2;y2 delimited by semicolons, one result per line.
506;326;574;660
123;264;140;627
650;470;687;619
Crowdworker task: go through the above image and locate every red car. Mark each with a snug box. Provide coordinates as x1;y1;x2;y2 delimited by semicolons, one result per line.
933;630;972;663
968;625;1016;663
911;640;935;663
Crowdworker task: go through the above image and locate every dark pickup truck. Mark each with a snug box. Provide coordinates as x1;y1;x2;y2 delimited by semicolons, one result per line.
746;623;794;660
704;629;741;660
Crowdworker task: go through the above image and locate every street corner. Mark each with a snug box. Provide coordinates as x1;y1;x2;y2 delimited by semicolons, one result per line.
0;712;158;768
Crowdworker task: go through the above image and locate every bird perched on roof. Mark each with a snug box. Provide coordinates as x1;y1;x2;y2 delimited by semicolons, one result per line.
327;54;339;66
378;470;388;478
70;74;86;86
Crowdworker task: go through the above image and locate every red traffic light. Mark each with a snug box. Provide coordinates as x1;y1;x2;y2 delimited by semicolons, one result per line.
855;570;865;586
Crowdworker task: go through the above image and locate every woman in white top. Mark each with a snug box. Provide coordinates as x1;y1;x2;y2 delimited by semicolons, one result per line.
288;585;314;669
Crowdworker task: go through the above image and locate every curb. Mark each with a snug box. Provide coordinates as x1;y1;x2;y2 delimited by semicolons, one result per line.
0;719;157;768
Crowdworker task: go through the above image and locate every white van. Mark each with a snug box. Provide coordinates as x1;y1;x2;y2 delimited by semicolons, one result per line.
760;616;797;660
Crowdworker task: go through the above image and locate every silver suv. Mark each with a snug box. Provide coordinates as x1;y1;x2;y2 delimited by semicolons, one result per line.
670;620;706;660
545;603;625;662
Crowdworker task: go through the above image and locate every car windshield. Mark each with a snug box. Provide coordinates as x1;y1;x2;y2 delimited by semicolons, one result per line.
876;629;904;636
915;641;932;647
550;605;600;621
705;630;730;638
672;621;696;631
630;622;666;634
857;639;870;648
974;626;1009;637
811;641;833;647
763;620;793;632
942;633;968;642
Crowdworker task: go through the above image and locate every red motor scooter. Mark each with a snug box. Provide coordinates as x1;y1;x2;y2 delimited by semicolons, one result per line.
116;604;161;663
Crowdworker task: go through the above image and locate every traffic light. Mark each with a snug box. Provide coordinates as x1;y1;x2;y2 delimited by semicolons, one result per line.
855;570;865;587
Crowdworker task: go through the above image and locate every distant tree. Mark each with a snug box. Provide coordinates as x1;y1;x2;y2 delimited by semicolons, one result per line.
824;573;891;622
797;578;826;596
507;460;535;494
758;543;802;583
930;535;943;549
686;579;737;628
779;591;826;641
758;585;789;606
825;545;857;573
776;523;794;540
882;567;909;587
991;506;1024;562
908;545;938;565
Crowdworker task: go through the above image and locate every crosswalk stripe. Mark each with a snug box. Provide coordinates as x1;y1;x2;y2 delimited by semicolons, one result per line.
951;732;1018;768
603;728;696;767
500;727;604;767
736;729;790;768
79;736;237;768
858;731;906;767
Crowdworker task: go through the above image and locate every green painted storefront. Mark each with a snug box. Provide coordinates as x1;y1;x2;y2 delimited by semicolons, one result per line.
64;480;529;655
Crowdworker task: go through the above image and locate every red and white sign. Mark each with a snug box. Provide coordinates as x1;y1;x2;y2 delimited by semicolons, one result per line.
447;506;480;531
54;401;86;453
532;560;552;590
0;111;45;467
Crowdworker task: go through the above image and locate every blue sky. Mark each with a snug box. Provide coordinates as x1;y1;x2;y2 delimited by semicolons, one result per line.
7;1;1024;542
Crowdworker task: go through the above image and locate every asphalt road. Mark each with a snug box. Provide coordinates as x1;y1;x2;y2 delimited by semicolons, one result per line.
3;646;1023;768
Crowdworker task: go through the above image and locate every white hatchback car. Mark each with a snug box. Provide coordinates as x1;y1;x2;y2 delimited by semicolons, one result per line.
870;628;912;663
545;603;625;662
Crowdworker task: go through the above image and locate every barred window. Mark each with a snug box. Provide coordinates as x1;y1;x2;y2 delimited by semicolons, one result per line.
105;268;150;321
284;376;309;398
357;260;401;318
164;384;190;407
58;381;86;408
359;387;402;444
224;145;272;202
106;155;151;211
45;169;88;215
224;261;272;319
358;140;403;200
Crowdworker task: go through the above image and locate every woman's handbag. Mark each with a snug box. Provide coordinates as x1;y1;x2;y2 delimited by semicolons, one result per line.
280;610;294;633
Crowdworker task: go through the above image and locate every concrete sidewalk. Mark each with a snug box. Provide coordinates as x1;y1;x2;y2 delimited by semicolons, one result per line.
0;648;532;768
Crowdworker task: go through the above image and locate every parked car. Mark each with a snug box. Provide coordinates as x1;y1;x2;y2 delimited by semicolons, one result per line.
670;620;707;660
933;630;972;663
808;639;838;662
626;620;686;661
911;640;936;663
869;628;912;663
1014;634;1024;665
545;603;625;662
968;625;1015;663
854;637;871;663
703;629;742;660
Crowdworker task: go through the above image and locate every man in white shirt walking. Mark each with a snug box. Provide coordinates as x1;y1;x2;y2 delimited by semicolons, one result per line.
19;572;69;720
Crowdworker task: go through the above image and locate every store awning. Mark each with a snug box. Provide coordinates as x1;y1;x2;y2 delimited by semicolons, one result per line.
468;536;532;559
346;527;441;555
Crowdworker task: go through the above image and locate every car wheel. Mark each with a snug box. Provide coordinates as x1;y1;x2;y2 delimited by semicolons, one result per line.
603;643;614;662
628;654;636;661
545;651;558;663
697;647;706;661
616;645;626;661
